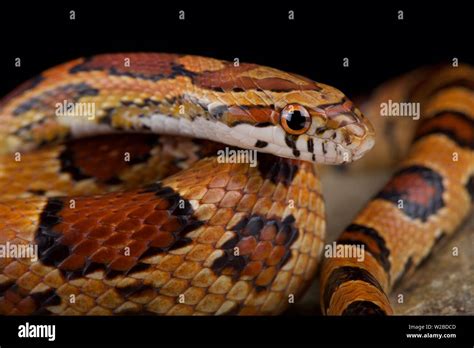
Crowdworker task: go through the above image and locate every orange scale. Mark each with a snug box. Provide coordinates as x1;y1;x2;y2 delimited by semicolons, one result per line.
58;253;86;271
255;266;277;286
184;186;207;200
297;189;309;208
229;164;249;175
111;191;134;201
131;225;159;240
99;212;128;225
272;184;288;201
59;211;84;224
125;240;149;257
127;206;154;219
219;191;242;208
130;194;153;204
226;175;248;191
260;223;277;241
77;198;106;209
201;188;226;204
71;218;100;231
150;232;175;248
161;217;182;232
258;181;275;197
244;176;264;193
115;219;143;233
286;186;299;200
16;298;36;315
5;289;22;304
90;247;118;264
108;256;138;272
53;222;73;234
266;245;286;266
236;194;257;211
275;230;289;245
250;241;273;261
144;211;169;225
241;261;263;278
102;233;130;248
72;239;101;257
208;175;230;188
87;225;114;240
209;208;234;226
59;230;83;245
236;236;257;255
153;199;171;210
85;210;112;221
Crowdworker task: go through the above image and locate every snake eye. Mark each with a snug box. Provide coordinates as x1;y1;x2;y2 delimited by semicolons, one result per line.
280;104;312;135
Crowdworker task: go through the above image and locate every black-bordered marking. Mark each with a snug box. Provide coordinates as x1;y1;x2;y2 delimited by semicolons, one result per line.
414;110;474;149
254;140;268;148
342;300;386;315
339;224;391;274
12;83;99;116
428;77;474;97
212;214;298;288
35;184;203;280
70;55;197;82
59;134;160;183
0;75;45;112
30;288;62;314
323;266;385;313
0;279;16;297
284;134;300;157
375;165;445;222
257;153;299;186
116;283;155;298
307;138;314;153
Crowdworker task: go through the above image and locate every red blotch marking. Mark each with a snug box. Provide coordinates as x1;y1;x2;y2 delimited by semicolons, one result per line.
383;173;436;207
72;53;181;78
62;134;158;182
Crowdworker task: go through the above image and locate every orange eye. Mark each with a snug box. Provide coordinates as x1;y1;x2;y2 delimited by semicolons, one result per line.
280;104;312;135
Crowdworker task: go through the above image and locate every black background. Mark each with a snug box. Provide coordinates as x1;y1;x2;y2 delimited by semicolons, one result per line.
0;1;472;100
0;1;473;346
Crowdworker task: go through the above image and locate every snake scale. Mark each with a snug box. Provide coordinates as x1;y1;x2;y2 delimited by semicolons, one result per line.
0;53;472;315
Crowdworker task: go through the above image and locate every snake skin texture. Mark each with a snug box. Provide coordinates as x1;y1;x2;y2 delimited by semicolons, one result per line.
0;53;373;315
321;64;474;315
0;53;472;316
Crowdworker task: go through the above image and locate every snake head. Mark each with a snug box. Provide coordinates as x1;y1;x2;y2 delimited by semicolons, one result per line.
192;61;374;164
276;89;376;164
216;72;375;164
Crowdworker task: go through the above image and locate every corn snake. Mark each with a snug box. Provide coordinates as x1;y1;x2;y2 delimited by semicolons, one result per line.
0;53;472;315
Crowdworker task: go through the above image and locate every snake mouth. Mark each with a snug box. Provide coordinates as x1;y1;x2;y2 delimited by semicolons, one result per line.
351;135;375;161
225;122;373;165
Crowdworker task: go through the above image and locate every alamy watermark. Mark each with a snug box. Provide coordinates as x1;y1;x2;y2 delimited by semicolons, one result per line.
324;241;365;262
0;242;38;262
380;99;420;120
217;147;257;167
55;100;96;120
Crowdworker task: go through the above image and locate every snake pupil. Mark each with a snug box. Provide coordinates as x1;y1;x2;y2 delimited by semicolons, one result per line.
280;104;311;135
287;110;306;130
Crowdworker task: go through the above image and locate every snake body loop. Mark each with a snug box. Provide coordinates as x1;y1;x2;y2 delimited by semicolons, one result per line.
0;54;472;315
1;53;370;315
321;64;474;315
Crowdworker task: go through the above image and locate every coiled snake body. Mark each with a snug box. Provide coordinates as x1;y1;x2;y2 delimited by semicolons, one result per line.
0;54;472;315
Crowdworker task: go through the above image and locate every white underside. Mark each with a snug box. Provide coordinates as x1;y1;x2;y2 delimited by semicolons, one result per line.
63;113;353;164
